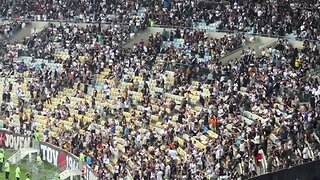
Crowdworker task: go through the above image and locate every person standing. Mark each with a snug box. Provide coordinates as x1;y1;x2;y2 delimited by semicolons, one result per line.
34;130;40;141
79;152;85;162
302;145;310;163
114;163;120;180
0;149;4;172
15;165;20;180
4;161;10;180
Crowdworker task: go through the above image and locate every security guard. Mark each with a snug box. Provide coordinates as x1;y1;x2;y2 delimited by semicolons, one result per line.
34;130;40;141
79;152;85;162
4;161;10;180
15;165;21;180
0;149;4;172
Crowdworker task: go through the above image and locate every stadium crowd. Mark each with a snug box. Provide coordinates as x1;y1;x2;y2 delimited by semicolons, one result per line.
0;0;320;40
144;0;320;40
0;0;319;180
0;21;25;39
0;23;319;179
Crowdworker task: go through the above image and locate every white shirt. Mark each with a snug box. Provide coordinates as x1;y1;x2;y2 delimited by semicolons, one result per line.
190;163;197;174
239;143;245;152
156;170;163;180
168;150;178;160
303;147;309;159
114;165;119;173
249;161;255;172
165;165;171;177
215;148;223;160
104;86;110;95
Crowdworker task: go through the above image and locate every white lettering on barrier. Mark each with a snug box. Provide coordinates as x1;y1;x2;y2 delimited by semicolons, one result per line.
40;144;79;170
83;164;98;180
67;156;79;170
4;134;31;149
40;144;59;166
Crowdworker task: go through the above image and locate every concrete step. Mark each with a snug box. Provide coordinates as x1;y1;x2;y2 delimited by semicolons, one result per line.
9;24;33;43
59;169;82;180
219;37;278;65
8;148;39;164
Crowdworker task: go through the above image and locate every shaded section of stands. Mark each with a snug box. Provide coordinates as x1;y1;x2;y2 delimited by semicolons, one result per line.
250;160;320;180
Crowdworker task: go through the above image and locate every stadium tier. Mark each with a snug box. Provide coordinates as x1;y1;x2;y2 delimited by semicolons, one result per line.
0;1;319;180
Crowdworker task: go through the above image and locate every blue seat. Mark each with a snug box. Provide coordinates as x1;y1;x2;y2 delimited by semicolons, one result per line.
204;56;211;61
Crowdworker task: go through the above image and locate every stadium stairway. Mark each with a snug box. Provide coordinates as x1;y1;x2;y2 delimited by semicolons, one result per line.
59;169;82;180
219;37;278;65
7;148;39;164
8;23;33;43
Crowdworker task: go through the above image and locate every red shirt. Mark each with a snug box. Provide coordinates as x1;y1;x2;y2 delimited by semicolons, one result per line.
256;153;263;160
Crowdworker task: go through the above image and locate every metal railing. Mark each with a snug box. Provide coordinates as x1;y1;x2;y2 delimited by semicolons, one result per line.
151;24;320;43
31;162;61;180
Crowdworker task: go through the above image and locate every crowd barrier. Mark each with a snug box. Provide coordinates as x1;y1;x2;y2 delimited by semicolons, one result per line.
250;160;320;180
0;129;99;180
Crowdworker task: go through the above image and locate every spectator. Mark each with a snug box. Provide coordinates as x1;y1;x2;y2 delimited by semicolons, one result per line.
0;19;319;180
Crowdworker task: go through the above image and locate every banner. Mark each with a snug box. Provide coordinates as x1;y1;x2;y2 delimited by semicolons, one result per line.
82;163;99;180
39;142;80;170
39;142;98;180
0;129;32;149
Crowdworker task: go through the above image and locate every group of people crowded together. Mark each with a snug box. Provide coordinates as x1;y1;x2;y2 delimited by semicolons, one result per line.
0;0;319;40
0;0;319;180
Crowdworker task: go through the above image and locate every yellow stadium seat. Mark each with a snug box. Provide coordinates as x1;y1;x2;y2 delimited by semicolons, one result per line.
207;130;218;139
116;143;125;153
174;137;184;146
151;115;159;122
107;164;114;174
177;147;187;157
200;135;208;144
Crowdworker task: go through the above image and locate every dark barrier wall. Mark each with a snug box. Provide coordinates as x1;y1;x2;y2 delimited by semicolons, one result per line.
250;160;320;180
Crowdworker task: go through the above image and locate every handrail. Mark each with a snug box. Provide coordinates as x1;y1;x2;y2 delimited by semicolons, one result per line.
151;24;320;43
